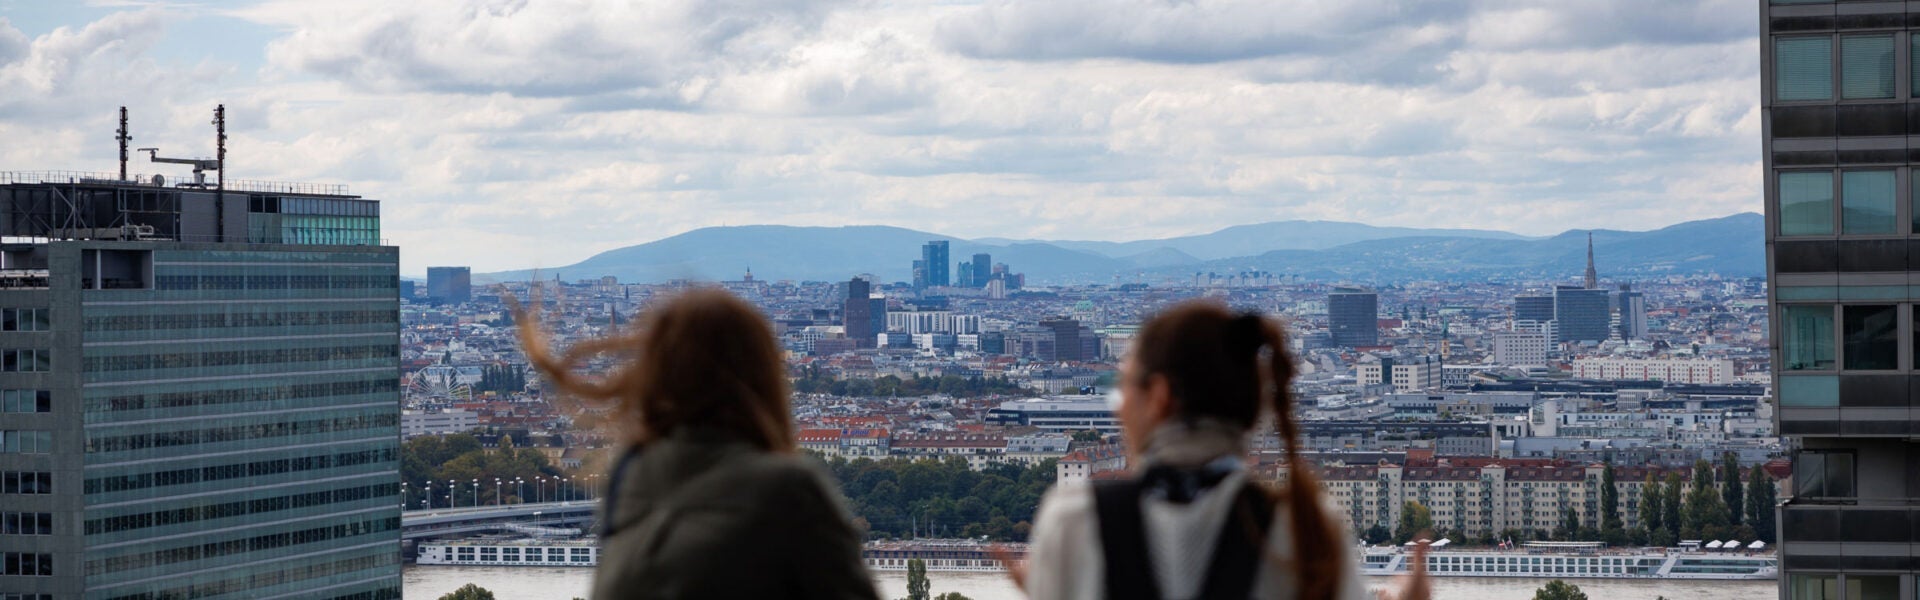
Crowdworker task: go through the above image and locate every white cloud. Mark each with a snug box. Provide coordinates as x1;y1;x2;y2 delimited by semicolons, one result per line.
0;1;1765;276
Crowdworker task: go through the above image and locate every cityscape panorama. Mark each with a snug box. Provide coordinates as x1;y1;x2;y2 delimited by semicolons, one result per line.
0;1;1875;600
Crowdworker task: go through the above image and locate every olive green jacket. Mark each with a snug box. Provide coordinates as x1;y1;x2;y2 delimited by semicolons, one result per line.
592;428;879;600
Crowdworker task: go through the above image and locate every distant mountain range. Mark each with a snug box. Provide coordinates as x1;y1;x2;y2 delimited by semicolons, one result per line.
481;213;1762;285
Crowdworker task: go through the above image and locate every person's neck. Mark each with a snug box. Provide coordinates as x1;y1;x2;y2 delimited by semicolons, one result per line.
1140;418;1248;469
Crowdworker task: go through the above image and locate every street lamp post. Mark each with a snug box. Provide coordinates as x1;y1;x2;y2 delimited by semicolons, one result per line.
471;479;479;508
494;478;502;506
400;482;409;509
537;476;545;503
425;481;432;510
447;480;456;509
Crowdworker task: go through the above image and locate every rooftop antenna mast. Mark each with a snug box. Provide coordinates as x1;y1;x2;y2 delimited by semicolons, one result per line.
214;104;227;236
214;104;224;193
116;107;131;181
133;104;228;189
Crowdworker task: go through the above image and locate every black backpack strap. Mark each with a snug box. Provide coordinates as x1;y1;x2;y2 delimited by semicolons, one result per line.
598;444;645;538
1092;479;1162;600
1196;483;1277;600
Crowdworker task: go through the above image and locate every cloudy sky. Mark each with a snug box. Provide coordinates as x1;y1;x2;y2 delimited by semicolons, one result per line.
0;0;1760;276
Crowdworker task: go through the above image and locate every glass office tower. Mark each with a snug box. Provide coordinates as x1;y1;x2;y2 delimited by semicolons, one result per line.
1763;2;1920;599
1328;287;1379;348
0;173;400;600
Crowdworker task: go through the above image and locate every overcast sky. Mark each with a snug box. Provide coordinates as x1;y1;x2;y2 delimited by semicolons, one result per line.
0;0;1760;276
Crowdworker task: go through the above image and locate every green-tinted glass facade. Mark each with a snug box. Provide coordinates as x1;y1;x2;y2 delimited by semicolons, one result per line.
247;197;381;246
0;218;399;599
76;246;400;600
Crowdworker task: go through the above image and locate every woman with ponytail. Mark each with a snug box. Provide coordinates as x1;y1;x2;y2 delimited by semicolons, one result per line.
1019;301;1428;600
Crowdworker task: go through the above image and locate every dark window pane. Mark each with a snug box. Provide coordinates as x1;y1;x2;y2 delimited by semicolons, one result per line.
1797;453;1830;497
1844;305;1897;370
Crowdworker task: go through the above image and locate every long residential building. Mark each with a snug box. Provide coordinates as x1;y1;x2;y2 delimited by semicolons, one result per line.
1310;459;1692;539
1572;357;1736;385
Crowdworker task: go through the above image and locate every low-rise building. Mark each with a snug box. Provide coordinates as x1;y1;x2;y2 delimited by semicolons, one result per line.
403;409;481;438
1057;444;1127;484
891;432;1007;469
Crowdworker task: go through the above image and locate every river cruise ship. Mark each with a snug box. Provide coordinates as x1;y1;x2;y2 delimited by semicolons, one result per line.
417;537;600;567
1359;541;1776;580
864;539;1024;573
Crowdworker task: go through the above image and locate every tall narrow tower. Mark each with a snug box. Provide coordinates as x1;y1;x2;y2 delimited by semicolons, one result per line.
1582;232;1598;289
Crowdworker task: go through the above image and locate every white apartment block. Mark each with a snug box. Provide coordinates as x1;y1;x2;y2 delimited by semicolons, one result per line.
1358;354;1442;393
1308;460;1696;538
889;433;1009;470
885;311;982;335
1493;330;1551;366
1573;358;1735;385
401;409;481;438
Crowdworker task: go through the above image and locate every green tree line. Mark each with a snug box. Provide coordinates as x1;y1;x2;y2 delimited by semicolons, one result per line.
475;364;527;393
823;455;1057;541
401;433;573;508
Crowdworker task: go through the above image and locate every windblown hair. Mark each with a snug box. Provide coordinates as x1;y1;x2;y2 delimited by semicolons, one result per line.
516;288;795;452
1130;301;1341;600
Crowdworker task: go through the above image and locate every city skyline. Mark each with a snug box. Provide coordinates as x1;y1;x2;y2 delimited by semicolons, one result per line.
0;1;1760;275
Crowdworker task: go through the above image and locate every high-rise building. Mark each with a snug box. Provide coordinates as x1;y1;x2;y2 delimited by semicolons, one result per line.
1514;294;1556;325
843;277;874;348
921;241;950;288
1763;5;1920;593
1039;317;1083;362
971;253;991;289
956;261;974;288
911;260;927;290
1552;286;1611;343
1327;287;1379;348
1614;287;1648;340
426;266;471;304
0;172;401;599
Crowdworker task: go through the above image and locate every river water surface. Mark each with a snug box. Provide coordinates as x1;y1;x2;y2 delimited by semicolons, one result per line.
404;565;1775;599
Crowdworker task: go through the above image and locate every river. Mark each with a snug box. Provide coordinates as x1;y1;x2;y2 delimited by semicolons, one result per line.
403;565;1776;599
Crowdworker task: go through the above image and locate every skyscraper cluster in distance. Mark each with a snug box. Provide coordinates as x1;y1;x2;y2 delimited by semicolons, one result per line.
1327;234;1648;353
911;241;1022;293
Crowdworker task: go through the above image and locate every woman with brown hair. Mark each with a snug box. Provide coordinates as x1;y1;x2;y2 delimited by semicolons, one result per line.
1019;300;1428;600
518;288;879;600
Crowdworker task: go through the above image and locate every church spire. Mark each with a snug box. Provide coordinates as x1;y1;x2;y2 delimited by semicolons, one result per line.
1583;232;1598;289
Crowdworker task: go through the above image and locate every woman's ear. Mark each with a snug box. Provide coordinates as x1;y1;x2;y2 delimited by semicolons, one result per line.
1143;374;1177;424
